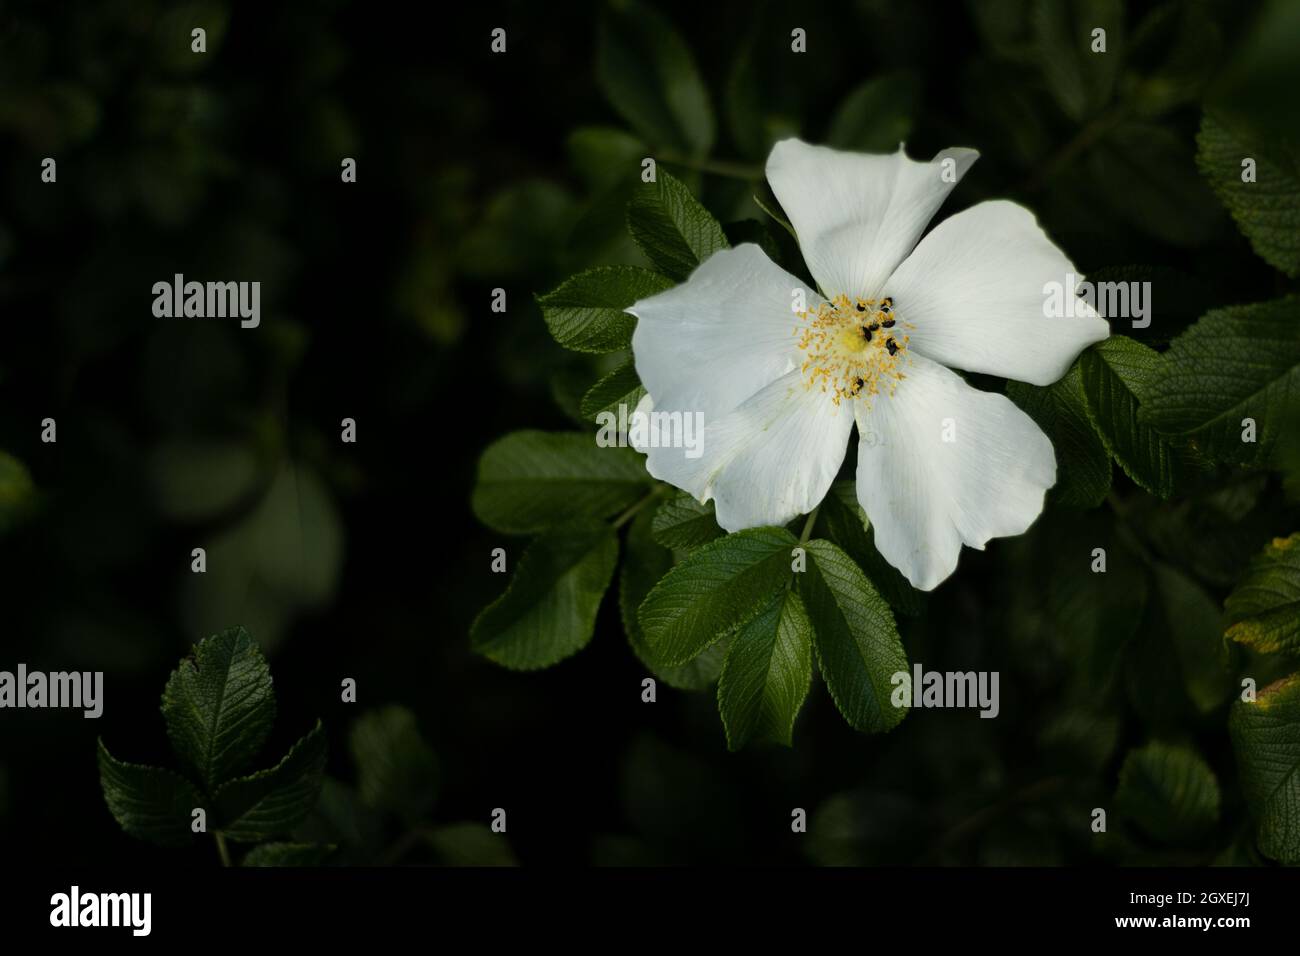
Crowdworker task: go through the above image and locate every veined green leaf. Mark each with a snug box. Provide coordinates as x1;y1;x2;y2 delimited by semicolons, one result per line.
472;431;653;534
621;510;725;689
538;266;673;354
650;489;725;553
580;359;645;422
717;587;812;750
639;526;797;667
161;626;275;791
1226;533;1300;655
817;483;923;617
214;720;327;843
1080;335;1193;497
1008;362;1111;508
799;539;908;734
1230;674;1300;863
627;169;729;282
96;741;201;848
1197;114;1300;277
471;521;619;670
1140;296;1300;466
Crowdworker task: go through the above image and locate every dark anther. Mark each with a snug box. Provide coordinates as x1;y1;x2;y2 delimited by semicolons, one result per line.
867;322;880;332
881;297;893;307
855;303;866;312
882;318;896;328
853;377;865;391
861;326;873;341
886;338;899;356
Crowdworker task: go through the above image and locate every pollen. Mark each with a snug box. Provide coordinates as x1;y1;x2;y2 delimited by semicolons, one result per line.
794;293;911;407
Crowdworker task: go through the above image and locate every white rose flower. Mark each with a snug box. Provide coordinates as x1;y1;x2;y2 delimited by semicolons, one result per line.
627;139;1110;590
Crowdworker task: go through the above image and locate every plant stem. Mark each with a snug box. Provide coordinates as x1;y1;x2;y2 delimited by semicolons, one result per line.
612;486;663;529
798;505;820;544
1021;104;1127;193
657;151;764;182
214;831;232;868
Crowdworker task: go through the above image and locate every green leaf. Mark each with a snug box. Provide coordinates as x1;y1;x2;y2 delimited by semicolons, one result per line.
1225;533;1300;655
1086;122;1221;246
798;539;908;734
1230;673;1300;863
161;626;275;791
567;126;646;194
213;720;327;843
424;823;519;867
1124;3;1222;117
96;741;201;848
1007;363;1112;508
725;24;769;160
826;72;921;153
580;359;645;422
596;0;714;158
471;521;619;670
817;482;923;617
1140;296;1300;465
472;431;653;534
182;464;343;655
349;706;439;826
621;509;726;690
1080;336;1192;497
1032;0;1124;122
0;451;35;533
1197;114;1300;277
1203;0;1300;174
1115;742;1220;844
1151;563;1234;714
242;842;335;867
639;526;797;667
650;490;725;553
627;169;729;282
538;266;672;353
147;439;262;523
717;588;812;749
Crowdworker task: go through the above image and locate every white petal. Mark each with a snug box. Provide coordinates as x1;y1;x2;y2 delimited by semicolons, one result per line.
765;138;978;301
886;200;1110;386
645;370;853;532
629;244;816;423
854;354;1055;591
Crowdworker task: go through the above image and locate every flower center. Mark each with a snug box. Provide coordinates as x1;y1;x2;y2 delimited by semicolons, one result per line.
794;294;910;406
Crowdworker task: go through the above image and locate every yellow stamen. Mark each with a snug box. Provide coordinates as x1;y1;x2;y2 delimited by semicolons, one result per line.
793;293;911;407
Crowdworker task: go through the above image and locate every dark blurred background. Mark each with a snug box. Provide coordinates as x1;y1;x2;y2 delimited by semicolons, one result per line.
1;0;1297;866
